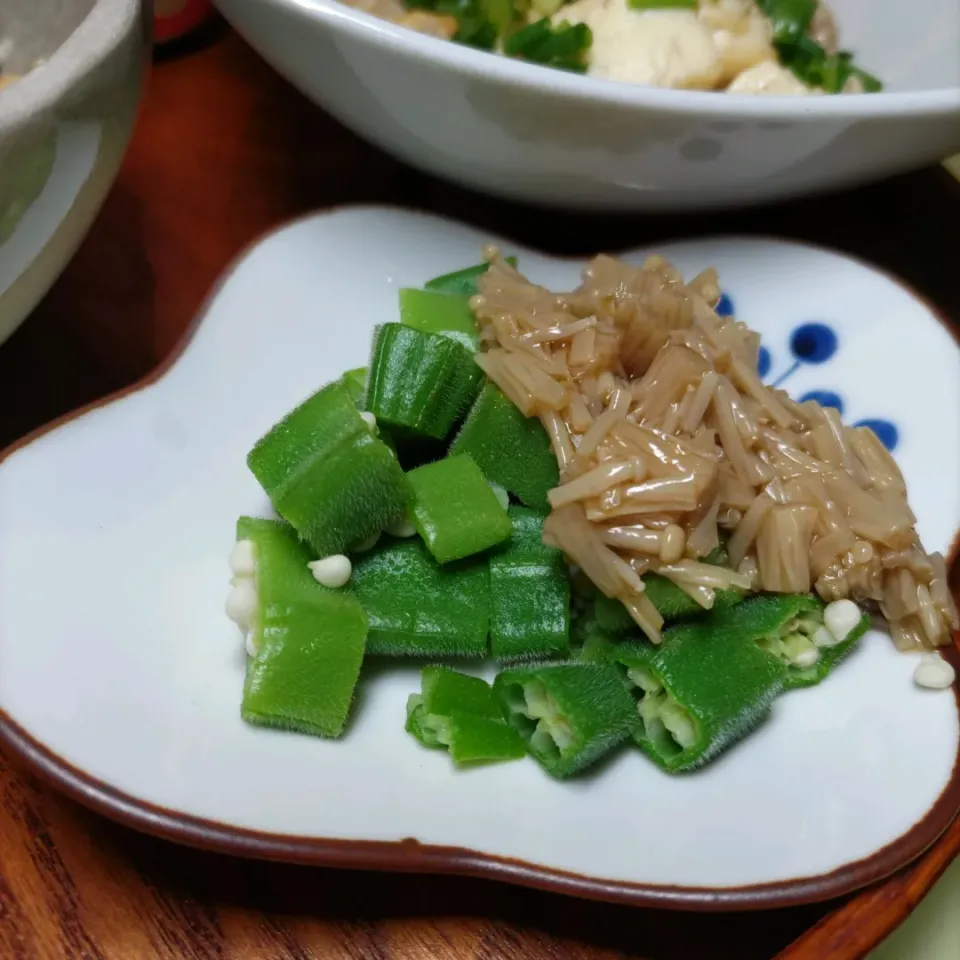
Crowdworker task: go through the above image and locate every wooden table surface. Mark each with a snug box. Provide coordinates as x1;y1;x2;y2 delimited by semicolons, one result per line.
1;25;958;960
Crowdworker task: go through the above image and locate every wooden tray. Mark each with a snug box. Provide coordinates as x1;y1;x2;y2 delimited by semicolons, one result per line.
0;26;957;960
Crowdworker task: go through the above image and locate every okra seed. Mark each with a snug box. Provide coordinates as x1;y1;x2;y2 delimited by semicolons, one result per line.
387;515;418;538
913;655;955;690
489;483;510;512
360;411;377;432
228;539;256;576
811;625;840;649
793;647;821;668
352;531;381;552
225;579;258;627
481;243;500;262
824;599;861;644
308;555;352;588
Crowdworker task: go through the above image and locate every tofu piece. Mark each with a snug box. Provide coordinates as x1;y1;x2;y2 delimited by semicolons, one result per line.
727;60;818;95
698;0;777;85
557;1;723;90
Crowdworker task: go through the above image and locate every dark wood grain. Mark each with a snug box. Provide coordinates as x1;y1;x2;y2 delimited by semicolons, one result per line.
0;26;958;960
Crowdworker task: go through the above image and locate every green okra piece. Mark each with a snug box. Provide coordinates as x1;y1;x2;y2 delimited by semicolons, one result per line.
351;537;490;657
494;662;638;777
235;516;322;608
594;543;744;633
612;617;785;772
568;570;601;651
399;288;479;351
366;324;483;441
408;454;513;564
727;593;869;690
340;367;368;406
423;257;518;296
500;504;562;555
577;631;618;664
449;383;559;511
337;368;401;458
595;578;744;633
247;380;411;557
405;666;526;765
235;518;368;738
489;507;570;662
570;609;599;651
420;664;504;717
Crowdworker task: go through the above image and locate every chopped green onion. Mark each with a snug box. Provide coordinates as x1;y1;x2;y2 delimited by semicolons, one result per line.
425;0;516;49
851;66;883;93
778;36;874;94
756;0;817;47
759;4;883;96
455;16;499;50
504;19;593;73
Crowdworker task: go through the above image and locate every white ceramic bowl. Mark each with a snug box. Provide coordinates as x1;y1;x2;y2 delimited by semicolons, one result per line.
0;0;146;348
214;0;960;211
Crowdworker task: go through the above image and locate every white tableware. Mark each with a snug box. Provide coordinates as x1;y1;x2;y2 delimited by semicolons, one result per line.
1;207;958;907
0;0;146;348
212;0;960;211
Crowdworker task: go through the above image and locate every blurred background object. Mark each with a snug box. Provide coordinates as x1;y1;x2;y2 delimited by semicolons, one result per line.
155;0;218;45
0;0;146;348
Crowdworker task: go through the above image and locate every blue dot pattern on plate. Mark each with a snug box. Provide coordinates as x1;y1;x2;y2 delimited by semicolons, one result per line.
756;346;771;380
715;292;735;317
854;419;899;452
799;390;844;414
790;323;838;364
717;299;900;452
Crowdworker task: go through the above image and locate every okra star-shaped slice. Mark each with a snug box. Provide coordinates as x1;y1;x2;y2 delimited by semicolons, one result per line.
408;454;513;564
351;537;490;657
405;666;525;766
610;614;786;773
247;380;411;557
232;518;368;739
494;662;638;778
489;507;571;662
727;593;870;690
365;324;484;441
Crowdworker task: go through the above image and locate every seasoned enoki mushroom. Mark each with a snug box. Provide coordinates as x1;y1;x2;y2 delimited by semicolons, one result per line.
471;250;959;649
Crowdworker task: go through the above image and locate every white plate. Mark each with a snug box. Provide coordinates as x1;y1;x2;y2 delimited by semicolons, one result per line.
1;207;959;909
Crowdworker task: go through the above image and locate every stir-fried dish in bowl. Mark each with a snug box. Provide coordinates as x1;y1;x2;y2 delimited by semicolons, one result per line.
214;0;960;209
344;0;880;93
